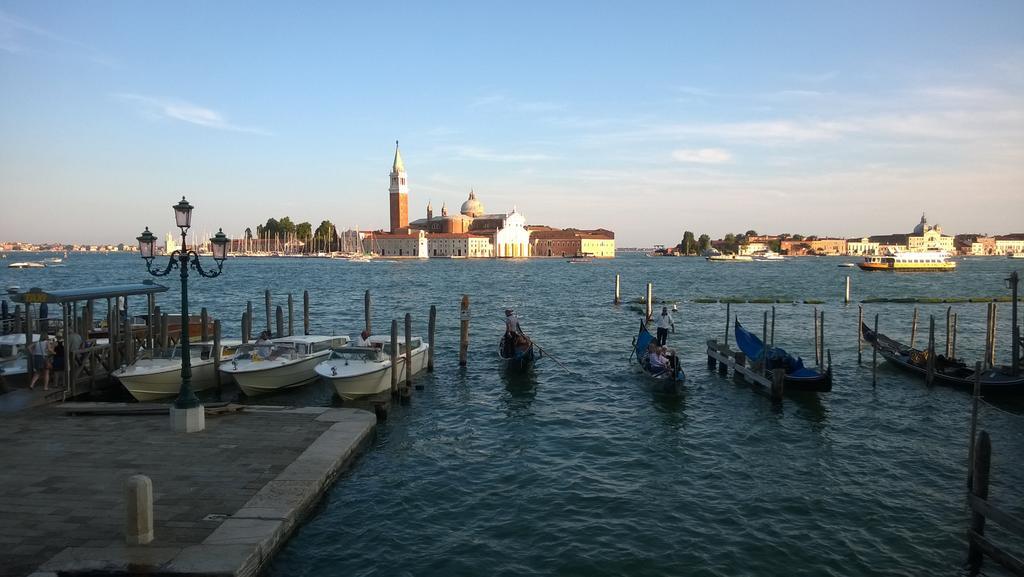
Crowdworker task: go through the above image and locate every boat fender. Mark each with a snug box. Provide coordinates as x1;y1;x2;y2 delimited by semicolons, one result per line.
331;366;337;376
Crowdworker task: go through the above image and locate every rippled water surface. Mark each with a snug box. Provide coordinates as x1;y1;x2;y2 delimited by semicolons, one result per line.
4;253;1023;576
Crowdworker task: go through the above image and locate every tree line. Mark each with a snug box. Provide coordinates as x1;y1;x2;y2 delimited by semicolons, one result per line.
244;217;340;243
672;230;811;254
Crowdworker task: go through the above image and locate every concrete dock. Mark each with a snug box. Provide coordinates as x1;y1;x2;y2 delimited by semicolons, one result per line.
0;405;375;577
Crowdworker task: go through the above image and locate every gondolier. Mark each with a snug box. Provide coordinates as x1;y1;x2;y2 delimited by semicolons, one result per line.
655;307;675;346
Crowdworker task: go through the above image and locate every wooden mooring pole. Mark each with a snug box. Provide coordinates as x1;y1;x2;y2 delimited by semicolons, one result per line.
857;305;864;364
761;311;769;377
819;311;825;369
910;306;919;349
246;301;254;338
403;313;413;399
945;306;952;358
1010;271;1020;376
872;314;879;387
213;320;223;400
770;306;776;347
241;312;249;344
951;313;958;359
427;305;436;373
926;315;936;386
390;319;398;395
364;290;371;335
813;307;820;367
967;430;991;570
645;282;653;321
989;303;998;368
264;290;272;334
303;290;310;335
459;295;470;367
614;274;621;305
724;302;731;348
845;275;850;304
967;361;981;489
287;293;294;336
200;308;209;342
276;306;284;338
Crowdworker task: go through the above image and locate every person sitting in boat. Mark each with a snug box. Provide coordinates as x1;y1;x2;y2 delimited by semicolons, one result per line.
255;331;273;359
649;345;670;375
356;330;371;347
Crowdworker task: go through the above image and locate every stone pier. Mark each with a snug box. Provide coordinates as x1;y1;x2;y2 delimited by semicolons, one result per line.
0;405;375;577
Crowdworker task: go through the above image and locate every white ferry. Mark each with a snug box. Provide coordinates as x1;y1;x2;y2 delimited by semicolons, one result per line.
858;250;956;272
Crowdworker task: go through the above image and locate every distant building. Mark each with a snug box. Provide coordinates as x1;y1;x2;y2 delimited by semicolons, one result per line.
995;234;1024;255
781;238;846;255
738;242;768;256
530;228;616;258
364;229;428;258
846;237;879;255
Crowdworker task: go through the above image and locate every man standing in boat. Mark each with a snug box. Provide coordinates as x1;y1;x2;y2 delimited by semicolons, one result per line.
655;306;675;346
503;309;524;357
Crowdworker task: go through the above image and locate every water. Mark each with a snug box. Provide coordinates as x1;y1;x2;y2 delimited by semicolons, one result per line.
4;253;1023;576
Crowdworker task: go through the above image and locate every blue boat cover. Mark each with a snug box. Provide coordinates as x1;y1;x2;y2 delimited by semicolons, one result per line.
635;324;656;359
734;319;816;377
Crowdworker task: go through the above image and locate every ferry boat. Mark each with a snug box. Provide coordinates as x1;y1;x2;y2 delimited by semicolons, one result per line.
857;250;956;272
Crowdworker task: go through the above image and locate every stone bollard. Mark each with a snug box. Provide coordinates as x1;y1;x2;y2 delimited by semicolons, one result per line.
125;475;154;545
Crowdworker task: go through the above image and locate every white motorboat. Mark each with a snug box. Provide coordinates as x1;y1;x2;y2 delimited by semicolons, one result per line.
315;334;429;400
706;254;753;262
752;250;784;261
221;335;350;396
0;333;42;379
7;262;45;269
112;339;242;401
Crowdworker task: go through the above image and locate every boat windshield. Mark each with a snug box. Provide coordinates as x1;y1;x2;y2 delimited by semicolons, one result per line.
231;343;298;361
329;346;383;362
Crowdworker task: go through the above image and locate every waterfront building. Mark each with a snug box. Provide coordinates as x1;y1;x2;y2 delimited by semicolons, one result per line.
995;234;1024;255
738;242;768;256
389;142;409;233
164;232;178;255
780;238;847;255
364;229;428;258
846;237;880;256
427;233;494;257
906;214;954;252
530;228;616;258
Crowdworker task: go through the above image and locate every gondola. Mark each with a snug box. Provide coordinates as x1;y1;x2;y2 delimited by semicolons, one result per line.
861;323;1024;392
499;332;536;372
734;319;832;392
632;321;685;392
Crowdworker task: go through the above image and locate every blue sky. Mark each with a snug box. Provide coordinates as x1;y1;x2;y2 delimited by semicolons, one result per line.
1;1;1022;246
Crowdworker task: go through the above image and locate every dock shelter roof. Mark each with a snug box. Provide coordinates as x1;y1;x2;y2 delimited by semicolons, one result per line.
11;281;169;304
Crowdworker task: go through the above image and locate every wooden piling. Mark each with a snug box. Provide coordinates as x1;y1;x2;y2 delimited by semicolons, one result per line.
213;320;223;399
770;306;776;347
813;306;820;367
845;275;851;304
967;430;992;570
364;290;371;335
733;351;746;384
819;311;825;369
926;315;936;386
390;319;398;395
951;313;958;359
287;294;294;336
858;305;864;364
771;370;785;402
872;314;879;387
944;306;952;358
123;314;134;366
614;274;621;305
13;305;21;335
989;303;998;368
967;361;981;489
762;311;769;377
707;339;717;370
146;296;155;351
109;305;119;370
276;306;284;338
724;302;731;348
200;307;209;342
404;313;413;393
910;306;919;349
159;313;169;349
264;290;272;334
23;305;33;379
645;282;653;320
246;301;254;338
459;295;470;367
303;290;310;335
241;312;249;344
427;305;436;373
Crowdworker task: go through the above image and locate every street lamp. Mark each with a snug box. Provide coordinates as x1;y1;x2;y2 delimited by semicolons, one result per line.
137;196;229;432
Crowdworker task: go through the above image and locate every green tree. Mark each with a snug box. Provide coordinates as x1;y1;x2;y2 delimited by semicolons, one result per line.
279;216;296;239
296;222;312;241
697;233;711;253
680;231;697;255
244;227;253;240
745;229;758;238
263;218;280;239
792;233;804;241
723;233;737;253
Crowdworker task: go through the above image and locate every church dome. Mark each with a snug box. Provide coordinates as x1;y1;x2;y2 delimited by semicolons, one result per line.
913;213;928;235
460;189;485;217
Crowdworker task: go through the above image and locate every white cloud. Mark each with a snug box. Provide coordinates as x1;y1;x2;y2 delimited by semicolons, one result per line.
0;9;114;66
114;94;271;135
671;148;733;164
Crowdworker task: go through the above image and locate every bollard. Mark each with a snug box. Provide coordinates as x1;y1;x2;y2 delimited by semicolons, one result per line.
200;307;209;343
303;290;310;335
733;351;746;384
276;306;284;338
125;475;154;545
427;305;436;373
614;274;621;305
288;294;294;336
390;319;398;394
459;295;470;367
13;305;21;335
123;314;134;366
364;290;372;335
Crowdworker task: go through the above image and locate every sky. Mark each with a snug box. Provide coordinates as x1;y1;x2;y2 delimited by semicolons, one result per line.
1;1;1023;247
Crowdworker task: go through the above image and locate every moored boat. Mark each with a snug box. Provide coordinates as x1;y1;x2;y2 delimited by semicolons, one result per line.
221;335;350;396
7;262;45;269
631;321;684;392
734;320;832;392
861;323;1024;392
857;250;956;272
706;254;753;262
316;334;428;400
113;339;242;401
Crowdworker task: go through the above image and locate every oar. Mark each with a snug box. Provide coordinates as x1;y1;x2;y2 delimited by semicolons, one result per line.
532;341;579;376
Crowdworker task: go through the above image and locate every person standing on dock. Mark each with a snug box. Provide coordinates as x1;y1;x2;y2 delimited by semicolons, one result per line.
28;335;51;391
655;307;675;346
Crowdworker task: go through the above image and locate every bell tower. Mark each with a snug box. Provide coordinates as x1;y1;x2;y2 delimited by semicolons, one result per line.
389;140;409;232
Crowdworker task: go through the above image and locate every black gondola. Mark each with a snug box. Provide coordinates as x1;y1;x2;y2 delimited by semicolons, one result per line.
499;332;536;372
734;319;832;392
862;323;1024;392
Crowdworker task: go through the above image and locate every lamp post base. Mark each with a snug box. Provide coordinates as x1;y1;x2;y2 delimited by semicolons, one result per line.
170;405;205;433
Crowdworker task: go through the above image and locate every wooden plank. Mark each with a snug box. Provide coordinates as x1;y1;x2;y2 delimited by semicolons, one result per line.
969;494;1024;538
969;530;1024;576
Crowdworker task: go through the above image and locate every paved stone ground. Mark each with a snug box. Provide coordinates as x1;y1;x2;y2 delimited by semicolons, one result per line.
0;406;350;577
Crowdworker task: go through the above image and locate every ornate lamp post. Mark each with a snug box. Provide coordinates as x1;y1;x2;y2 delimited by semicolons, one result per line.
137;197;229;432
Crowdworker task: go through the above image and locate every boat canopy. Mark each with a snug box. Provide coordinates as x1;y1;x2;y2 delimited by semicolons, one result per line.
10;281;168;304
734;319;818;378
